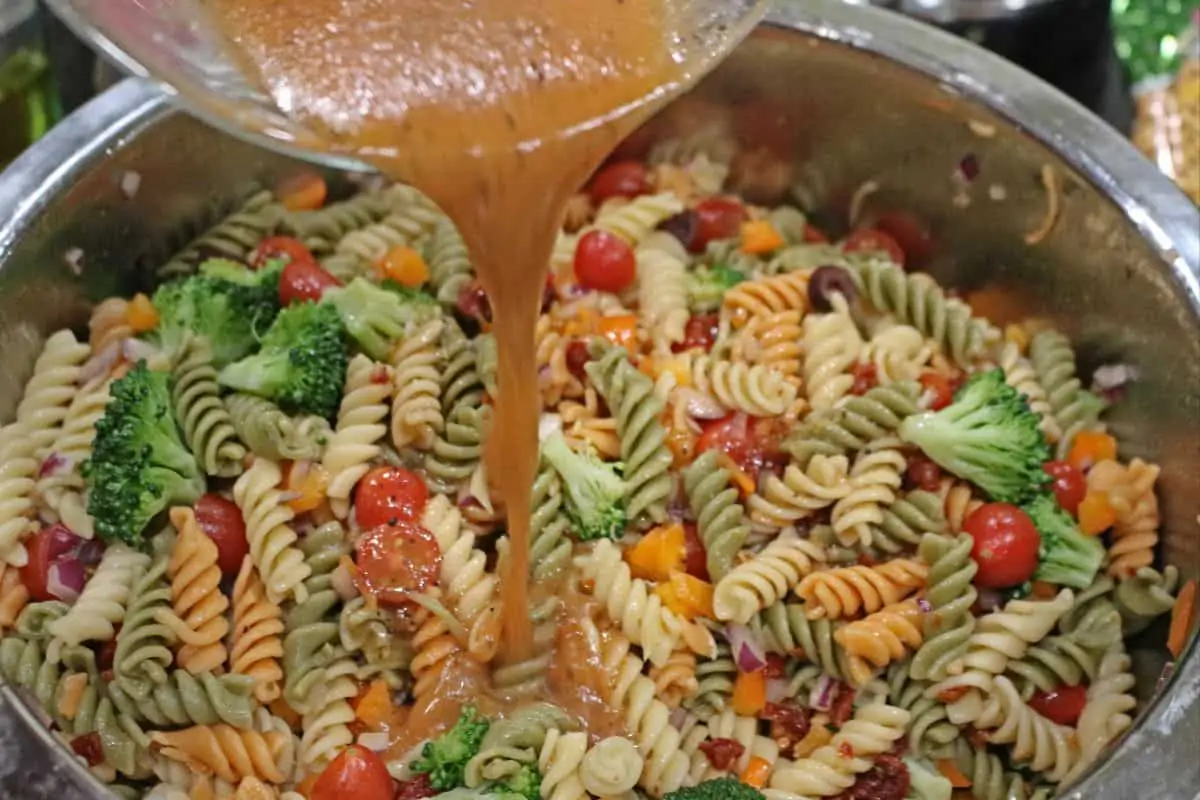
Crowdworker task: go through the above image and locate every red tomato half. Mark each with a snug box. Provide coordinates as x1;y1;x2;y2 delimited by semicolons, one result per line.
1043;460;1086;517
251;236;316;270
692;198;747;253
589;161;649;205
355;466;429;529
1029;685;1087;726
674;314;719;353
193;494;248;578
355;521;441;606
20;528;60;602
574;230;636;293
696;413;756;470
964;503;1042;589
682;522;709;582
279;260;342;305
843;228;906;267
310;745;395;800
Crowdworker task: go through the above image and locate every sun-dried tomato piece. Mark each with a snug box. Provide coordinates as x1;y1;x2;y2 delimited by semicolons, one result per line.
698;737;745;772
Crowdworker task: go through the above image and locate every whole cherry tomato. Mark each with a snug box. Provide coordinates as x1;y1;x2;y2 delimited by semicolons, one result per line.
251;236;316;270
843;228;906;267
589;160;649;205
279;260;342;305
692;197;747;253
310;745;395;800
355;521;441;606
193;494;248;578
1029;684;1087;726
1043;460;1086;517
673;314;719;353
682;522;709;582
574;230;636;292
919;370;956;411
964;503;1042;589
355;466;430;529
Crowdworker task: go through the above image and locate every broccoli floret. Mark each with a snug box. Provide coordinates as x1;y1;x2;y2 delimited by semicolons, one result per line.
664;778;766;800
412;705;491;791
433;789;523;800
541;431;626;541
687;264;746;312
323;277;440;360
1023;493;1105;589
151;258;283;366
497;762;540;800
898;369;1051;504
218;300;348;419
82;361;205;547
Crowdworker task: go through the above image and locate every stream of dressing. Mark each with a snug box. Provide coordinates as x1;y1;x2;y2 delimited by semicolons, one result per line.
210;0;684;740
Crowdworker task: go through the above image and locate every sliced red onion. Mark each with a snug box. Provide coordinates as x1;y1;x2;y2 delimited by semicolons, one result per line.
38;453;69;479
977;587;1004;613
538;413;563;443
121;337;161;364
80;342;121;383
668;706;690;730
45;523;84;561
677;387;727;421
357;731;390;752
727;623;767;674
766;677;790;704
810;674;837;712
917;597;932;613
47;558;87;603
75;539;105;567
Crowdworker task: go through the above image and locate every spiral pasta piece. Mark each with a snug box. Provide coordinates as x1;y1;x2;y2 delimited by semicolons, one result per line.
150;724;291;785
231;556;284;703
831;448;906;547
537;728;589;800
493;596;559;701
49;544;149;649
1029;330;1106;458
713;534;826;624
847;259;994;367
233;459;312;605
224;393;330;462
423;494;499;654
109;669;258;731
872;490;947;556
89;297;135;354
948;738;1048;800
13;329;91;459
835;599;925;686
37;374;114;536
782;381;921;469
282;521;349;713
683;642;736;720
637;233;690;352
885;662;960;758
679;353;798;416
113;553;176;695
1087;458;1160;578
409;598;463;703
1113;565;1178;635
594;192;685;245
910;533;978;682
937;477;984;535
581;735;644;797
1056;574;1122;649
160;190;283;279
720;270;810;331
797;558;928;621
749;603;855;684
534;314;585;407
586;341;673;527
697;709;780;781
155;507;230;674
607;643;692;797
426;216;473;305
749;455;850;531
998;341;1061;442
172;334;247;477
389;317;445;451
322;355;393;517
862;322;935;384
801;294;864;411
981;676;1080;782
680;450;751;582
766;704;910;798
299;654;357;772
726;309;804;380
1065;642;1136;783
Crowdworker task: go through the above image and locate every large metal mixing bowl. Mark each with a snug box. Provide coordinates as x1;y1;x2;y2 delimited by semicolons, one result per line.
0;1;1197;797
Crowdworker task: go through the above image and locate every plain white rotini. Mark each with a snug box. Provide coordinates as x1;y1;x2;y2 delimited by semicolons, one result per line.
422;494;499;660
802;294;864;411
749;454;851;530
577;539;689;667
580;735;644;797
679;352;798;417
232;459;312;605
35;374;114;538
538;729;589;800
14;330;91;460
48;544;150;649
830;448;906;547
1065;642;1136;783
998;341;1062;442
862;323;933;384
389;318;445;451
637;232;690;352
713;533;826;624
322;354;393;518
607;642;692;797
593;192;685;246
982;676;1080;782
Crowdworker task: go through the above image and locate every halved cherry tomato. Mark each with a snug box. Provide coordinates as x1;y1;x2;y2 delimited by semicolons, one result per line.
279;260;342;305
1029;685;1087;726
802;224;829;244
355;466;429;529
844;228;907;267
673;314;719;353
696;413;755;469
964;503;1042;589
850;362;879;395
276;173;328;212
682;522;709;582
920;370;956;411
589;161;649;205
193;494;248;578
355;521;441;606
574;230;636;292
692;197;748;253
20;527;65;602
251;236;316;270
310;745;395;800
1043;460;1086;516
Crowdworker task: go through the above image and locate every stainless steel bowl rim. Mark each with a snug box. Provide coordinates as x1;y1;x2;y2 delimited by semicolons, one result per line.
3;2;1199;797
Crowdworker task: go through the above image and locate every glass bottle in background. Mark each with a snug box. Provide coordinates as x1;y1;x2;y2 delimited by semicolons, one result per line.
0;0;60;169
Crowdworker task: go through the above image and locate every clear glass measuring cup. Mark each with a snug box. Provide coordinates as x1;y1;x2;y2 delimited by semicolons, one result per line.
44;0;770;171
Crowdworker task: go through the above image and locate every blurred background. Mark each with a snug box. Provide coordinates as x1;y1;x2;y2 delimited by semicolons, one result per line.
1;0;1196;201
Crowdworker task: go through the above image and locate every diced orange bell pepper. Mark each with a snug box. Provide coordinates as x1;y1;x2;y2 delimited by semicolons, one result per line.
716;451;756;496
599;313;639;351
739;756;772;789
277;172;328;212
1067;431;1118;471
284;460;329;513
126;293;159;333
354;679;393;729
665;421;697;469
626;524;685;582
1168;579;1197;660
937;758;972;788
1078;491;1117;536
563;307;599;338
377;245;430;288
740;220;785;255
731;669;767;716
793;721;834;758
655;571;714;620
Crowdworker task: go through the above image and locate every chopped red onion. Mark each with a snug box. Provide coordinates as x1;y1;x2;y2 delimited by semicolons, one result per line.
47;558;86;603
80;342;121;383
45;523;84;561
917;597;932;613
677;387;726;421
727;623;767;674
538;413;563;443
956;154;980;182
810;674;837;711
977;587;1004;613
75;539;105;567
38;453;69;479
766;677;791;704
